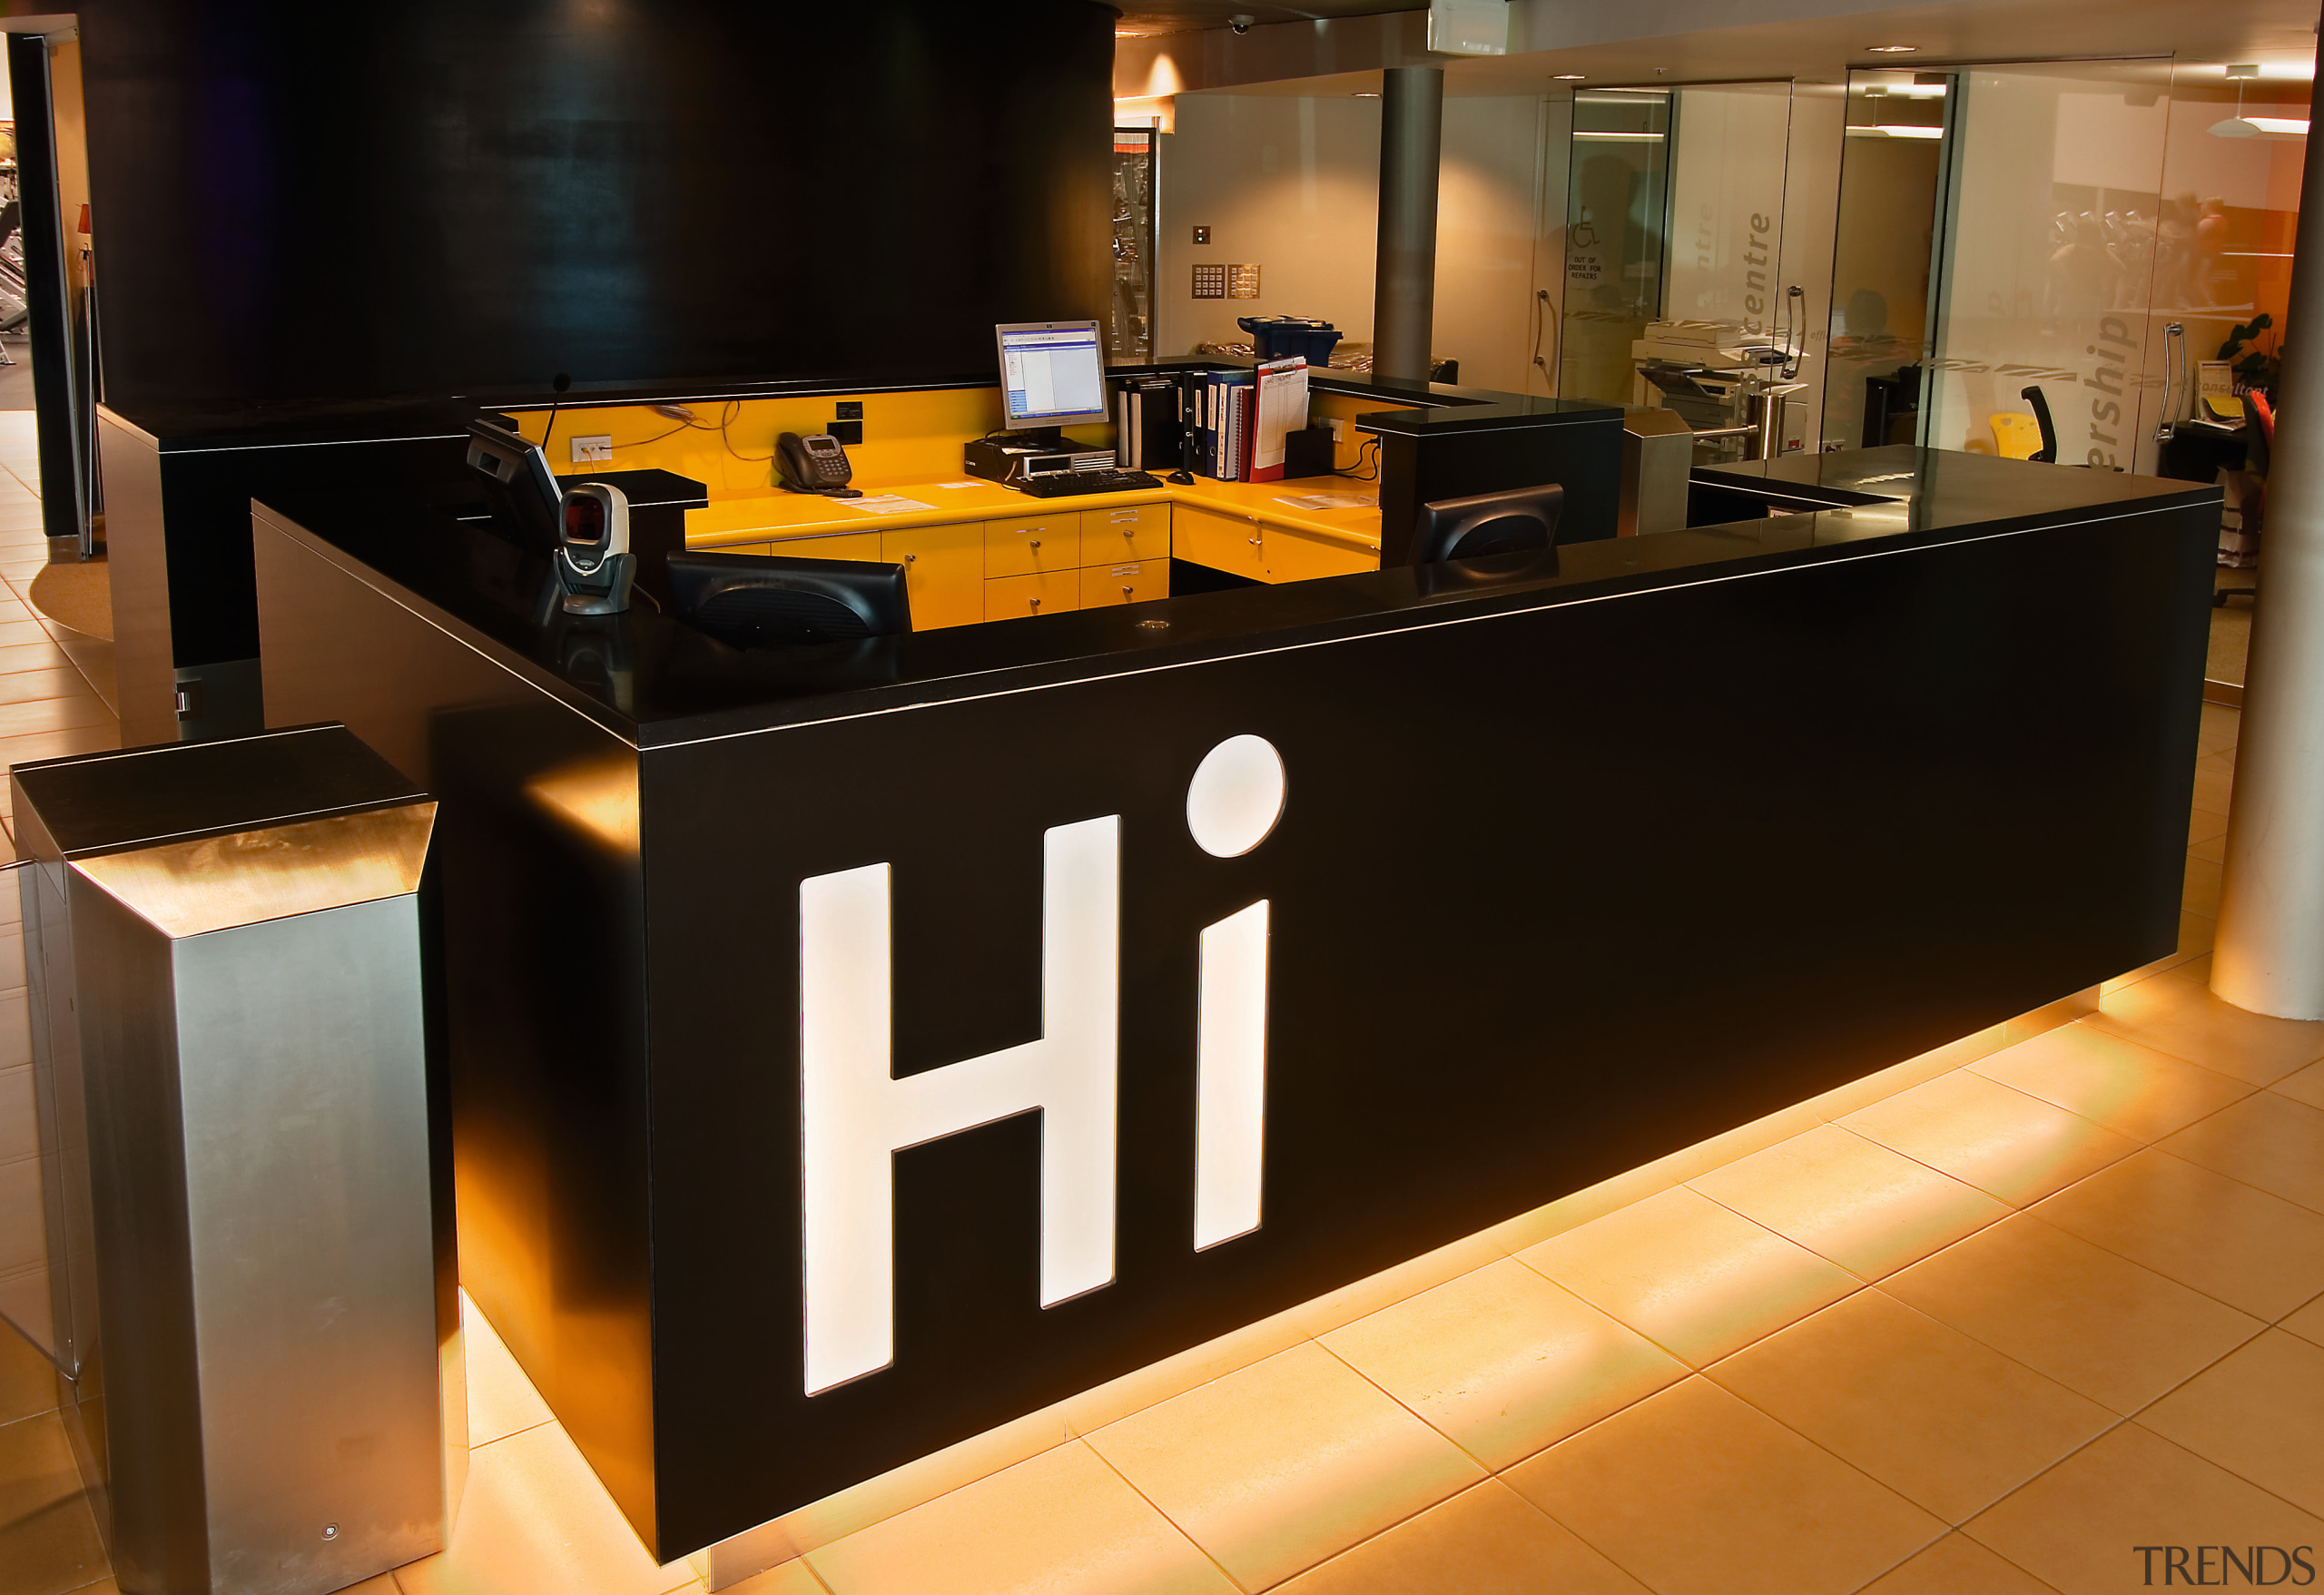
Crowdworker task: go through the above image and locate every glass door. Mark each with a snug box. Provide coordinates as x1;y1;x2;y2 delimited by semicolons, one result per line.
1108;128;1157;364
1923;62;2176;470
1822;70;1951;450
1558;90;1672;403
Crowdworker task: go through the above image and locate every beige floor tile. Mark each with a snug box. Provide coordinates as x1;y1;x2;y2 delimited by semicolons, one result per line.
2188;806;2229;846
2032;1147;2324;1320
2182;855;2223;916
0;698;111;741
2083;976;2324;1087
1317;1256;1687;1472
2276;1060;2324;1110
802;1442;1229;1595
463;1295;554;1446
1880;1213;2261;1413
1965;1423;2324;1595
0;1322;58;1428
0;1410;109;1595
1707;1289;2114;1524
2169;952;2213;984
1856;1532;2055;1594
1503;1377;1944;1595
0;669;94;709
1275;1481;1648;1595
2192;763;2233;815
2141;1329;2324;1516
0;644;74;680
1514;1186;1859;1369
2158;1090;2324;1213
1082;1342;1483;1591
721;1562;827;1595
2189;832;2228;865
2284;1295;2324;1345
1837;1069;2138;1206
2198;703;2240;753
1968;1022;2253;1144
390;1422;698;1595
1687;1124;2011;1282
2102;912;2215;993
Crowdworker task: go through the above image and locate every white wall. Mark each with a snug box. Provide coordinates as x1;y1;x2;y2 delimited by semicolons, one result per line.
1155;93;1555;392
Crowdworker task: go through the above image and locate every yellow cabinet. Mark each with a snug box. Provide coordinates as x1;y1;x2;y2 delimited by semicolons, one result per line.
1081;561;1164;608
774;530;883;563
982;514;1082;578
985;570;1080;620
1172;504;1266;582
1261;526;1378;585
881;522;984;630
1079;503;1170;564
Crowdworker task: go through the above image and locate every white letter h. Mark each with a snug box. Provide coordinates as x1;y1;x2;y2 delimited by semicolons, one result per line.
799;817;1119;1395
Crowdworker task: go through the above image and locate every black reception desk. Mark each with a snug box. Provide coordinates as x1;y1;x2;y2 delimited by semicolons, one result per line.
251;444;2217;1559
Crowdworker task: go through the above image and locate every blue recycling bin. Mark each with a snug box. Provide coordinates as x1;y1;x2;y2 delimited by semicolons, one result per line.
1236;316;1344;366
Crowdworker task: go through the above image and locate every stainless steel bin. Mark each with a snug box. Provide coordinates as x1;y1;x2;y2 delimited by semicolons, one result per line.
14;724;448;1595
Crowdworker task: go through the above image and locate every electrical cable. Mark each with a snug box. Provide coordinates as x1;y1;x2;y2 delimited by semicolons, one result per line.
1334;436;1382;481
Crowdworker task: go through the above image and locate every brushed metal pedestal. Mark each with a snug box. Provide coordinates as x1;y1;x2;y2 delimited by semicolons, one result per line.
14;724;450;1595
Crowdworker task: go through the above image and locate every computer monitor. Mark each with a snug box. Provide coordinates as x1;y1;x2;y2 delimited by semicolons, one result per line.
996;320;1109;430
466;419;564;551
1410;483;1564;566
666;551;911;648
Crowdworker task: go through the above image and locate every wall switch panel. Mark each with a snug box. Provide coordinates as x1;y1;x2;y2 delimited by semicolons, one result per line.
572;435;614;463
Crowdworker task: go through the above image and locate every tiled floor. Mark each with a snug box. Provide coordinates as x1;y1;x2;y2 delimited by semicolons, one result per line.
0;487;2311;1595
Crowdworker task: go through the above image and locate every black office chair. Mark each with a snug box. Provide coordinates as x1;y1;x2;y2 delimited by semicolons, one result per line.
1411;484;1562;566
2021;385;2060;463
666;551;911;648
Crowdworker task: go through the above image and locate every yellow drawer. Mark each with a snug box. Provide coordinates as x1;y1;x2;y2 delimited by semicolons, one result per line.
1262;525;1378;585
982;514;1082;578
1079;503;1170;563
773;530;884;564
1080;561;1165;608
985;570;1081;620
1172;504;1266;582
882;522;984;630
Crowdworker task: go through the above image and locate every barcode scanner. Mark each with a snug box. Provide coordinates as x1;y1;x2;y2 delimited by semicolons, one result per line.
556;481;637;615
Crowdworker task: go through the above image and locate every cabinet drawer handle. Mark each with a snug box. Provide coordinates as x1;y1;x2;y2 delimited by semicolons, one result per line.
1122;585;1134;598
1029;539;1041;549
1247;535;1262;546
1031;597;1042;612
903;552;916;563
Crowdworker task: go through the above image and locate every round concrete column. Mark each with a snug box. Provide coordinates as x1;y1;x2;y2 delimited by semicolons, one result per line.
2214;25;2324;1017
1371;66;1443;385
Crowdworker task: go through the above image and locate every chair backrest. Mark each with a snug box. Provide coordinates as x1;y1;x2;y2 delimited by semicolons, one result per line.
1990;412;2043;461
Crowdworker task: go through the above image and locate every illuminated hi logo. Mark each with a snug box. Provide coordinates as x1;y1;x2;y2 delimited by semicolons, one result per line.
797;735;1286;1395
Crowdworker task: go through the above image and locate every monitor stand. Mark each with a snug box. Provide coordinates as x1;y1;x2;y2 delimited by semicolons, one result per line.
1007;426;1069;451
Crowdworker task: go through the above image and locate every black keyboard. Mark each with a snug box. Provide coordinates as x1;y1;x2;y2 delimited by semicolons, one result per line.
1018;468;1163;498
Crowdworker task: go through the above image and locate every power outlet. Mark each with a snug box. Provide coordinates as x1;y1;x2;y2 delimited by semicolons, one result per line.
1329;418;1349;443
571;434;614;463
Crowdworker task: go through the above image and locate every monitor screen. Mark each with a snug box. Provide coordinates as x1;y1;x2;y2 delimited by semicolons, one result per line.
996;320;1108;429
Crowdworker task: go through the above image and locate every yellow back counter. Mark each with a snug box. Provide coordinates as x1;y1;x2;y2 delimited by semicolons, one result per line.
502;379;1401;627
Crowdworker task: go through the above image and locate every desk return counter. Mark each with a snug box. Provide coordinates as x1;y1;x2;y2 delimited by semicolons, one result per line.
252;444;2216;1561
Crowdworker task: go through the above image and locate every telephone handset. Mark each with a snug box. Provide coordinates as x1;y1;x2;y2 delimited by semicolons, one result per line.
778;431;862;497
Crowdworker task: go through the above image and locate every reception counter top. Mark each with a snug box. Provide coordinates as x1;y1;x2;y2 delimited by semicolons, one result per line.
253;444;2218;1561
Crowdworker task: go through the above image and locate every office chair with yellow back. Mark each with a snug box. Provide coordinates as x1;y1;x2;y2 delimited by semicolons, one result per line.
1991;387;2063;462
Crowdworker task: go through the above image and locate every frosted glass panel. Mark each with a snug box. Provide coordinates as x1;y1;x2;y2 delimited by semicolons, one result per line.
1927;64;2172;471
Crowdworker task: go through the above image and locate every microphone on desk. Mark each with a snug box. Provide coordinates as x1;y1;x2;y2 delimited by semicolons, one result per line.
545;371;572;464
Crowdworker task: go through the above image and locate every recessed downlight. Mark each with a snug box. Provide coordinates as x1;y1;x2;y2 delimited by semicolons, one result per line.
1552;73;1586;80
1866;44;1918;53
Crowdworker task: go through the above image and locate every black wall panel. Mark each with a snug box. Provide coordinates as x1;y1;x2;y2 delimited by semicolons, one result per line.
77;0;1114;408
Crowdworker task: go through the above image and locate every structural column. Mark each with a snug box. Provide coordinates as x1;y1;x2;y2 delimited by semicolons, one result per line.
2213;18;2324;1018
1371;66;1443;385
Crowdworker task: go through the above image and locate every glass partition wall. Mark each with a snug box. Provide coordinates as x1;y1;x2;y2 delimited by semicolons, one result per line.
1556;83;1802;458
1845;57;2304;476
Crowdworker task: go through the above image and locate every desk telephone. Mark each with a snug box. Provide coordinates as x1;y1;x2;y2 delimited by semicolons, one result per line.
778;431;862;497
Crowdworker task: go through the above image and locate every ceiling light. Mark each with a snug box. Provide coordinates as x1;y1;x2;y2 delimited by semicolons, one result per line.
1866;44;1918;53
1352;91;1380;97
1552;74;1586;80
2245;116;2309;134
